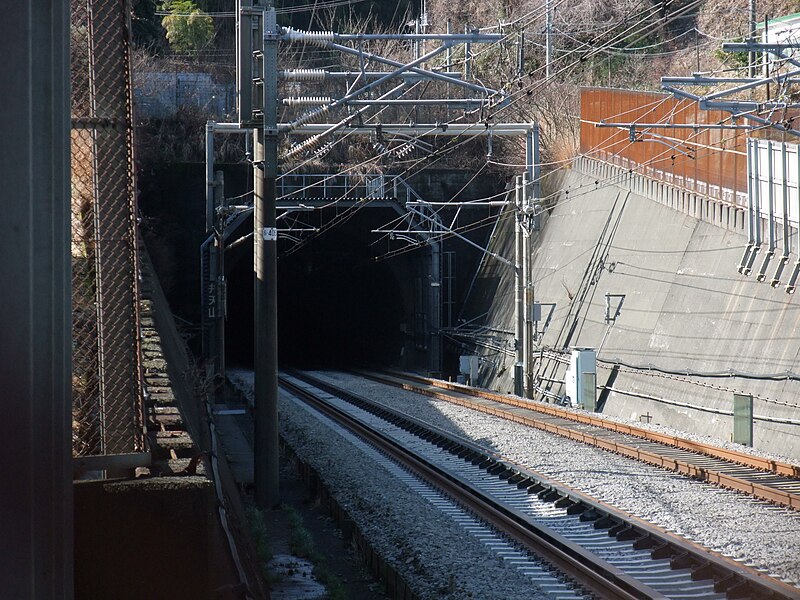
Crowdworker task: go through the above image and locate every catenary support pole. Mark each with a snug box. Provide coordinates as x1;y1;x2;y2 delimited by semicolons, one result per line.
523;171;534;399
546;0;553;78
750;0;757;79
464;24;472;82
524;126;539;397
206;121;216;231
214;170;226;400
514;176;525;397
254;3;280;509
430;240;442;375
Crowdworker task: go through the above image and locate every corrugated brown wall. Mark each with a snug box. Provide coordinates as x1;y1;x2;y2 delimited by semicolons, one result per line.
580;87;749;206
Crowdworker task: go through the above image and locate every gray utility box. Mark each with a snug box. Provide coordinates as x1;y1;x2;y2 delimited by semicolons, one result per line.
459;355;481;385
565;348;597;411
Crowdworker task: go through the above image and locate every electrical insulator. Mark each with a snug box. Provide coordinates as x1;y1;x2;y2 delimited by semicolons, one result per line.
280;69;327;82
313;141;335;159
282;27;335;47
282;96;332;107
284;104;331;132
395;143;413;158
284;134;325;159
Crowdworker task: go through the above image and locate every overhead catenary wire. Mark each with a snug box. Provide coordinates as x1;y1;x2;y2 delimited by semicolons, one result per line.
282;0;668;190
346;10;800;403
240;0;760;259
227;3;800;415
372;103;766;262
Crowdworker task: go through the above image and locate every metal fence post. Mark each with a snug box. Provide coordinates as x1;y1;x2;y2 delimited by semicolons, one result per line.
70;0;145;466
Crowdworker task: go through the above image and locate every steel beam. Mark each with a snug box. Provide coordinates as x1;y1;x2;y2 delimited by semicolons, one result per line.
322;40;500;96
285;122;537;136
280;69;464;81
662;76;800;84
282;29;502;42
213;121;538;137
597;122;756;130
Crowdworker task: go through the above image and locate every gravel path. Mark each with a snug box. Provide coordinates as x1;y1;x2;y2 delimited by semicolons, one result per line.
308;370;800;587
229;369;577;600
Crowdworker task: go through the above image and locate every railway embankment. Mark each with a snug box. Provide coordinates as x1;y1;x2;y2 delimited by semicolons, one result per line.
465;157;800;461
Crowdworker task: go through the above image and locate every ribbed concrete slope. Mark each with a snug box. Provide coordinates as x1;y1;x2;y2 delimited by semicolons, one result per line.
465;160;800;461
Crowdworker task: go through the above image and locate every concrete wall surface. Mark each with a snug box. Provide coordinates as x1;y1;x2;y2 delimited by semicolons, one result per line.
464;159;800;461
74;477;227;599
134;71;235;119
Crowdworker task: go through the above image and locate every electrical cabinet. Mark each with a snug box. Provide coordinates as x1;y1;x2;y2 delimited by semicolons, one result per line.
565;348;597;410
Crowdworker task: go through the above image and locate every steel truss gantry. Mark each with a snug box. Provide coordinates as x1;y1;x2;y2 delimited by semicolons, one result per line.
228;1;533;507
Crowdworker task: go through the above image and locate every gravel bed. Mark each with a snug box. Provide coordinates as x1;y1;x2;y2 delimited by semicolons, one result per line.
309;370;800;587
426;377;797;465
228;369;566;600
530;387;795;464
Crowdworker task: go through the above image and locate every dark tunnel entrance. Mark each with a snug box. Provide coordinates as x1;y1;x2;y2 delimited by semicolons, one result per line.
225;211;412;370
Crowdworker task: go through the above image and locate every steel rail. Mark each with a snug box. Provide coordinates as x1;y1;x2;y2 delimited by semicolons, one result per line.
364;371;800;510
283;372;800;600
389;371;800;475
279;377;655;600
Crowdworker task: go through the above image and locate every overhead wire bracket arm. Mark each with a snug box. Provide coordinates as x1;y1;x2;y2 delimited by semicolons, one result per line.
405;204;516;269
283;31;503;42
662;85;800;137
701;66;800;102
280;70;465;82
283;33;502;96
662;76;799;84
596;122;756;130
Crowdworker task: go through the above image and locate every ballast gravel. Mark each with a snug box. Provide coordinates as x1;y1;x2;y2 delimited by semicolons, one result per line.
307;370;800;587
228;369;562;600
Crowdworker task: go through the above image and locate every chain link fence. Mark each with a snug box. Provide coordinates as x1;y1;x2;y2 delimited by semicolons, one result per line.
71;0;145;460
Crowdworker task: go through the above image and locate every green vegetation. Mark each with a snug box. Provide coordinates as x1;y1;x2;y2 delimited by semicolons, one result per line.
160;0;214;54
283;504;348;600
714;39;751;70
245;504;275;583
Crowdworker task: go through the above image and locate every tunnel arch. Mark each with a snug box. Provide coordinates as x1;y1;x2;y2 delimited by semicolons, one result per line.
224;208;418;370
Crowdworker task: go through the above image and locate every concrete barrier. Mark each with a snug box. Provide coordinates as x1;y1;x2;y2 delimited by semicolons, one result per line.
464;159;800;461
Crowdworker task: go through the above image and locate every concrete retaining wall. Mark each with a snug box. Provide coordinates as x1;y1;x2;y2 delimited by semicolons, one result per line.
464;158;800;461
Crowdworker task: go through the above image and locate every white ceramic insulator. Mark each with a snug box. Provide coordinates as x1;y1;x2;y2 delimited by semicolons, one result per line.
395;144;413;158
282;96;332;107
283;27;334;47
284;134;324;159
313;141;334;157
280;69;327;82
282;105;332;133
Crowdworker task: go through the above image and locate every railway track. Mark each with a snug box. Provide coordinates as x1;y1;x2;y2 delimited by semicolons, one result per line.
359;370;800;510
281;370;800;600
